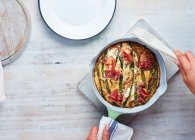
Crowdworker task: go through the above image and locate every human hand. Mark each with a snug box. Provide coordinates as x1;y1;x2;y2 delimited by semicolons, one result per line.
174;50;195;94
86;125;109;140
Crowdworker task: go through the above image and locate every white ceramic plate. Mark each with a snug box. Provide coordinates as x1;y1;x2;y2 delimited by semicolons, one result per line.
39;0;116;40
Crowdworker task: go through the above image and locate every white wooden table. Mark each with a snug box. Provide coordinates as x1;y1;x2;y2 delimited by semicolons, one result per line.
0;0;195;140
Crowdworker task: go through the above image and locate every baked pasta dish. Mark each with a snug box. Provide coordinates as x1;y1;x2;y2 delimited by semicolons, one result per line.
94;41;160;108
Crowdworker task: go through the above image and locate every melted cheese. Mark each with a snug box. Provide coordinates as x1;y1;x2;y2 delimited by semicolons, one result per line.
124;87;130;98
130;84;136;101
115;57;121;71
107;48;117;59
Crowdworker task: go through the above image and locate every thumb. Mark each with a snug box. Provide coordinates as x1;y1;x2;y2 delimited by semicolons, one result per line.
102;125;110;140
87;126;98;140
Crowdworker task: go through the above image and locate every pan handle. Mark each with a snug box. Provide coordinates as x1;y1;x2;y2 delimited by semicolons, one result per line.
107;108;122;120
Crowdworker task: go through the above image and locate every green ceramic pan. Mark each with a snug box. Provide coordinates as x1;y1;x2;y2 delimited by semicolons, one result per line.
90;38;167;119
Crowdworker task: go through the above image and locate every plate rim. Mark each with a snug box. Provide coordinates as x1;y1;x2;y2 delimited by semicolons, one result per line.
38;0;116;40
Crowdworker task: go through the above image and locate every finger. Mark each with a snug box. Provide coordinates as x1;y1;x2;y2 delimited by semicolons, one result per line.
175;60;188;83
185;51;195;63
188;86;195;94
178;63;188;84
174;59;179;66
87;126;98;140
174;49;182;58
174;50;191;73
102;125;110;140
178;62;195;92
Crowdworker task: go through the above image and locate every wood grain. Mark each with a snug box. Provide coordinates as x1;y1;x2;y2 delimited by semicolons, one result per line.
0;0;30;65
0;0;195;140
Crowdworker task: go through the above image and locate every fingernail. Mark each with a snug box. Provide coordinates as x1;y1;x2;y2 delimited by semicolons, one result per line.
105;125;109;131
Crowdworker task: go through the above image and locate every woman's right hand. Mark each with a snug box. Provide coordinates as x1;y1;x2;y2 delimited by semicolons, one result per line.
86;125;109;140
174;50;195;94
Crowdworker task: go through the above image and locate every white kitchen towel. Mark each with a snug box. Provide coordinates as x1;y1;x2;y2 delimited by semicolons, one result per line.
0;61;5;101
97;116;133;140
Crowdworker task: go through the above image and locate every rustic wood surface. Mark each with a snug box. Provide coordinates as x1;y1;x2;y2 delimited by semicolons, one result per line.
0;0;195;140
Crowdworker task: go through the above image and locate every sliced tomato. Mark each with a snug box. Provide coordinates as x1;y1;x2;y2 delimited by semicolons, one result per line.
138;82;145;88
138;84;149;99
138;52;154;69
105;56;116;70
112;70;121;80
139;60;154;69
116;95;123;102
120;49;132;64
105;69;121;80
105;69;113;78
137;97;146;104
140;91;149;99
123;51;132;64
105;55;121;80
109;89;123;103
110;89;118;101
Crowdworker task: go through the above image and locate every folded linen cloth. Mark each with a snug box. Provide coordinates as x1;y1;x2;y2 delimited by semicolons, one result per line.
0;61;5;102
97;116;133;140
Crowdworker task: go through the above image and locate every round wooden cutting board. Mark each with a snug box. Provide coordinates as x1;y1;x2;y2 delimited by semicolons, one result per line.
0;0;31;65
